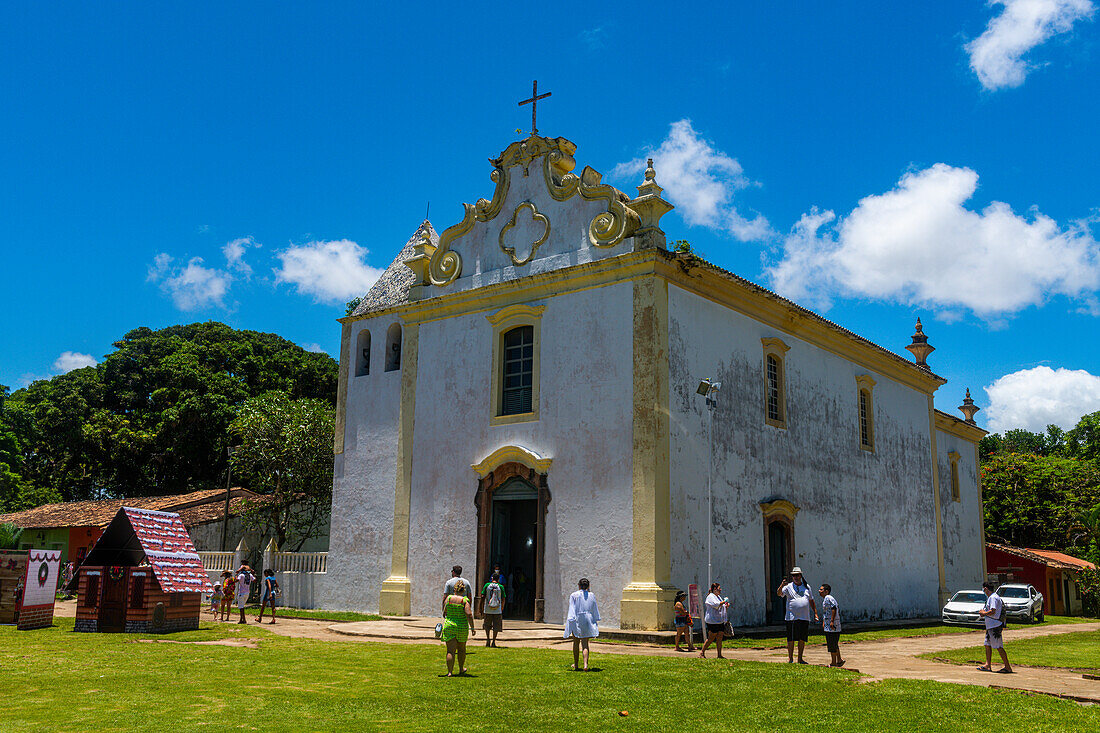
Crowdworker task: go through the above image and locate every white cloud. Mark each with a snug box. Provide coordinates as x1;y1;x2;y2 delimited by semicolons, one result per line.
223;236;259;277
966;0;1094;90
147;252;173;282
302;343;326;354
579;27;606;49
766;163;1100;318
274;240;384;303
612;119;771;241
53;351;98;373
985;365;1100;432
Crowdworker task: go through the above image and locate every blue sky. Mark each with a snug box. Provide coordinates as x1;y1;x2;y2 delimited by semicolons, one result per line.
2;2;1099;433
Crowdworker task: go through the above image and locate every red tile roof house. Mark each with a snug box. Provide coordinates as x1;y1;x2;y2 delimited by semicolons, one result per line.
73;507;208;633
986;542;1096;616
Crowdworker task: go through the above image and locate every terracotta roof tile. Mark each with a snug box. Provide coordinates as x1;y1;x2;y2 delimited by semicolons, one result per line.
0;488;261;530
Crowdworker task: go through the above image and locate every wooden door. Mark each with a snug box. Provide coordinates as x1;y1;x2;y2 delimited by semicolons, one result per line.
98;568;127;632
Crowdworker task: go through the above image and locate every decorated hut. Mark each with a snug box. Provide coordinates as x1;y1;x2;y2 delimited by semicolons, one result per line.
74;507;206;633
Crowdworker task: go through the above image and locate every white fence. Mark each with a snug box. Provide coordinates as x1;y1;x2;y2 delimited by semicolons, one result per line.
273;551;327;574
198;551;235;572
199;542;329;609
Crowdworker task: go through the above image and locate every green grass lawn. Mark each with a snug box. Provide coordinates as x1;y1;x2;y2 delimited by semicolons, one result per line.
922;629;1100;671
2;619;1095;732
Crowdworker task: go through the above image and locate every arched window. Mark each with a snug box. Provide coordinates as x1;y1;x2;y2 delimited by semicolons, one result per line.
385;323;402;372
355;329;371;377
855;375;876;452
761;338;790;429
501;325;534;415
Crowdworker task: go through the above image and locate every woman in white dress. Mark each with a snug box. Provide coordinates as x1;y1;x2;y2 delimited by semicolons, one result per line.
564;577;600;671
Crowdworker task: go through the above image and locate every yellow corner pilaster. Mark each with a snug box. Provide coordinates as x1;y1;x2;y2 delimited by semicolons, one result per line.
621;275;677;630
333;323;352;456
380;322;418;616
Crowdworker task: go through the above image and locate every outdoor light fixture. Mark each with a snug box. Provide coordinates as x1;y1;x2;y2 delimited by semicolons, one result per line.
695;377;721;590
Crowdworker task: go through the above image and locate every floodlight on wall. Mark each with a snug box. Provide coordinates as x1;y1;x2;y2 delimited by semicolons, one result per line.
695;376;721;591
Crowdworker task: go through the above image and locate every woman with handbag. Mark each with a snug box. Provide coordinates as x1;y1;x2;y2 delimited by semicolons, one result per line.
700;582;730;659
673;590;695;652
256;569;281;624
440;580;475;676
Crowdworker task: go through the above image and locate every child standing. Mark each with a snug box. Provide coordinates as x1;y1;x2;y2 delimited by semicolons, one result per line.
209;580;223;616
818;583;845;667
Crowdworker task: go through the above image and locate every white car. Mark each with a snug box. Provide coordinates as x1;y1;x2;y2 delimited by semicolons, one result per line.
996;583;1044;623
942;590;987;626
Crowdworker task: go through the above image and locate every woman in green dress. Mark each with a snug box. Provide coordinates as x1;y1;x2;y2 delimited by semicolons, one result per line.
441;579;476;676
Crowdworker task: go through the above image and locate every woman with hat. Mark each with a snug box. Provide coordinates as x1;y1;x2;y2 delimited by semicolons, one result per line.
673;590;695;652
777;567;817;664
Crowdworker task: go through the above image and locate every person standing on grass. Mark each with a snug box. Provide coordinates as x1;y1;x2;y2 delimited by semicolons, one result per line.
220;570;235;621
564;578;600;671
481;572;506;647
235;564;254;624
778;567;817;664
699;582;730;659
256;569;280;624
673;590;695;652
443;565;471;603
209;580;223;617
441;579;475;676
977;580;1013;674
818;583;845;667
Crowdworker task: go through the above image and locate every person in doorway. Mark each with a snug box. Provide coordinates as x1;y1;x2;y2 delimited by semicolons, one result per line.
673;590;695;652
441;579;475;676
564;578;600;671
256;569;280;624
481;572;506;647
818;583;845;667
977;581;1012;673
443;565;471;603
700;582;730;659
778;567;817;663
219;570;235;622
235;564;254;624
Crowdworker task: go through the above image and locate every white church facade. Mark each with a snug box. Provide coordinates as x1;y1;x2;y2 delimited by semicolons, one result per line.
323;132;987;630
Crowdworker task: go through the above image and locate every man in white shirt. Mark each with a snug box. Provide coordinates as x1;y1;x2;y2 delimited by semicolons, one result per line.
977;581;1012;673
777;567;817;664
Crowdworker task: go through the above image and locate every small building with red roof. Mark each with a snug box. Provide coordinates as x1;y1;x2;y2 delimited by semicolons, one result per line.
73;507;206;633
986;542;1096;616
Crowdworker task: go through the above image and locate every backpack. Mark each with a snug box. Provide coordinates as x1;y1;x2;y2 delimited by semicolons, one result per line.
485;582;502;612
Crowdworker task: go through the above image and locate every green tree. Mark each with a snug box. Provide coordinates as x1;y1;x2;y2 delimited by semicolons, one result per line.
345;296;362;315
1065;411;1100;461
228;392;334;551
0;521;24;550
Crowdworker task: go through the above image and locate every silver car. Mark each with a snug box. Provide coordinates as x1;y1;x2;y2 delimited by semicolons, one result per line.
996;583;1044;623
942;590;987;626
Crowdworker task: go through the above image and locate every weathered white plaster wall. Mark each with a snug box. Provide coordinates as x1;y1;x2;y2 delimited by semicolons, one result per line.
321;314;404;612
406;281;635;625
936;430;985;593
436;168;635;297
667;285;940;625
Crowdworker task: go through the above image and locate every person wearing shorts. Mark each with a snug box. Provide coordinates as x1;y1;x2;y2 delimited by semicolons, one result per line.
977;581;1012;673
818;583;845;667
778;567;817;664
480;573;506;647
699;582;730;659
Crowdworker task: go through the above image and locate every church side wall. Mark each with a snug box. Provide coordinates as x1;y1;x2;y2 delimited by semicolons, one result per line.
936;430;984;593
321;315;403;612
667;285;940;625
406;281;635;626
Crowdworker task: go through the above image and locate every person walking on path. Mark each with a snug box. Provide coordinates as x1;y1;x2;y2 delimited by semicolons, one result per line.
818;583;845;667
443;565;472;602
673;590;695;652
256;569;280;624
441;579;476;676
481;572;506;647
778;567;817;664
564;578;600;671
699;582;730;659
235;564;255;624
977;580;1013;673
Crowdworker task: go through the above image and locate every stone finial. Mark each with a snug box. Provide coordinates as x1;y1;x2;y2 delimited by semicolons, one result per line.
905;317;935;369
403;222;437;285
629;158;674;251
958;388;980;425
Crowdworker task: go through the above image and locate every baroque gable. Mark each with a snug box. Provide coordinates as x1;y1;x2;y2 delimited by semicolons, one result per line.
403;135;673;298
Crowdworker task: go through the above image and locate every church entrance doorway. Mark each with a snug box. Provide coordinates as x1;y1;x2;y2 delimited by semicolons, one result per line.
766;522;790;624
490;478;538;620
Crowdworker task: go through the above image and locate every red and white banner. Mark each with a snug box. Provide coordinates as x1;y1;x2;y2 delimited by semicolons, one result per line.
688;583;702;620
18;549;61;630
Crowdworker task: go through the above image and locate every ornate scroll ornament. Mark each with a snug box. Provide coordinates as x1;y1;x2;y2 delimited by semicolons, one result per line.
498;201;550;266
426;135;640;287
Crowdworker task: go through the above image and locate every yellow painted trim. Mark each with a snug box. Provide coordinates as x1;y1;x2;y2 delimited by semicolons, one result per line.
333;323;351;456
621;275;676;630
927;396;947;606
471;445;552;478
487;304;545;426
380;322;418;616
759;499;800;522
762;338;789;430
856;374;877;453
934;410;987;442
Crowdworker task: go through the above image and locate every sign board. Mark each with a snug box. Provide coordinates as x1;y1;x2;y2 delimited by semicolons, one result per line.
17;549;61;630
688;583;702;620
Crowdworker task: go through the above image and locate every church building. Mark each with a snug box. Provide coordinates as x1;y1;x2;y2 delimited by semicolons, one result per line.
323;129;987;630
